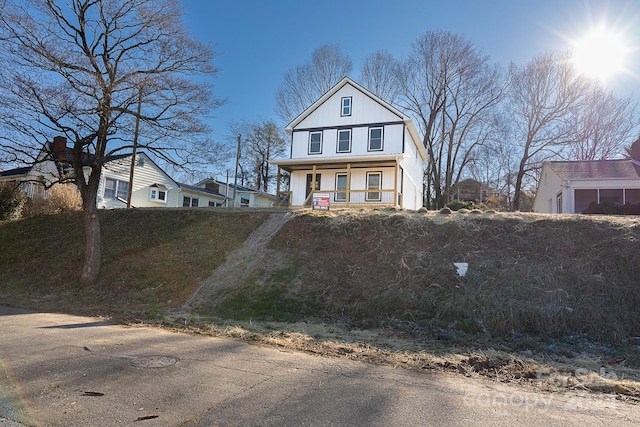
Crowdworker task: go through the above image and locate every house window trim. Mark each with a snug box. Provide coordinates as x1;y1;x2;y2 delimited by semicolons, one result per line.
366;171;382;202
149;186;167;203
368;127;384;152
556;191;563;214
335;173;348;202
308;131;323;155
183;196;199;207
104;177;129;200
337;129;352;153
341;97;352;116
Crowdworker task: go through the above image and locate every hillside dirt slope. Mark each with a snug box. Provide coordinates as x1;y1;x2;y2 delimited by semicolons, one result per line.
183;212;294;308
177;208;640;398
189;209;640;344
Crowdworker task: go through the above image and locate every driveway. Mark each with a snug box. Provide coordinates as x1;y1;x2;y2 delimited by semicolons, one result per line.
0;307;638;426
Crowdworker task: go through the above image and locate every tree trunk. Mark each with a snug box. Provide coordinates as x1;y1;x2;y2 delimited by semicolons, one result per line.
512;163;526;212
80;203;101;284
78;169;102;285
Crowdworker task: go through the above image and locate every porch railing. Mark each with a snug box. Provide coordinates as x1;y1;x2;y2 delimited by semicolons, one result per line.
303;189;402;208
276;190;292;207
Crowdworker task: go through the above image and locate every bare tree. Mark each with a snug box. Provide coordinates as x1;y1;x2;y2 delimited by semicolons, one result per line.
397;30;505;209
0;0;225;283
275;44;352;124
231;119;287;192
359;51;399;103
568;84;638;160
507;51;588;211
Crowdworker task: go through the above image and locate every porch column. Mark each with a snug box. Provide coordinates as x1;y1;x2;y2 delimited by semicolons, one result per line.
311;164;317;204
394;161;399;208
346;163;351;208
276;166;281;206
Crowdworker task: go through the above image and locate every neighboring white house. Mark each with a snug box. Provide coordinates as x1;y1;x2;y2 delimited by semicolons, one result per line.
533;160;640;214
97;153;226;208
269;77;428;210
0;136;69;198
0;137;227;209
195;178;276;208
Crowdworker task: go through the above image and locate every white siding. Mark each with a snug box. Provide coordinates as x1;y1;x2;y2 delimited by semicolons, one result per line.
296;84;402;129
533;166;564;213
97;153;179;208
291;123;405;159
398;126;424;210
179;188;224;207
289;167;397;207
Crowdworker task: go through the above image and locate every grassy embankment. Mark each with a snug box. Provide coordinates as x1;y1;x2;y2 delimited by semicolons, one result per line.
2;208;640;396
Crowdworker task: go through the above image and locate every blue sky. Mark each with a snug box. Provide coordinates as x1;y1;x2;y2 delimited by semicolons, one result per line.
181;0;640;144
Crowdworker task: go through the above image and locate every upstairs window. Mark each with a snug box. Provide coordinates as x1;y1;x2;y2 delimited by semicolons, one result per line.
309;131;322;154
104;177;128;200
341;97;352;116
337;129;351;153
368;127;383;151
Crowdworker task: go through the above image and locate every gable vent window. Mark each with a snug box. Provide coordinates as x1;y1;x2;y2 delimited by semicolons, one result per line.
341;97;352;116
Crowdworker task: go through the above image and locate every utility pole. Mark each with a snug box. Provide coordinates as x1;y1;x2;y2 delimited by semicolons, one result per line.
127;86;143;208
232;134;241;207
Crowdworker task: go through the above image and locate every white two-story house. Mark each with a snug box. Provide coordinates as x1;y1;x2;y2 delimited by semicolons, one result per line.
270;77;427;210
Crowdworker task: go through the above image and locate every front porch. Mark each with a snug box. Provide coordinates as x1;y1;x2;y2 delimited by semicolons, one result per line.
272;155;404;209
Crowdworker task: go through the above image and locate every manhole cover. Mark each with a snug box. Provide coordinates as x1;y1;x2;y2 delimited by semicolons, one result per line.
130;355;180;368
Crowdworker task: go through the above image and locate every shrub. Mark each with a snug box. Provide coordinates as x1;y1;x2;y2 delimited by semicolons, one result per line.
447;199;476;211
0;185;25;220
483;196;509;212
22;184;82;217
582;201;640;215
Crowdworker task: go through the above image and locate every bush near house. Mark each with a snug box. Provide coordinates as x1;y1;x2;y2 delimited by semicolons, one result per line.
0;185;25;220
21;184;82;217
446;199;482;211
583;201;640;215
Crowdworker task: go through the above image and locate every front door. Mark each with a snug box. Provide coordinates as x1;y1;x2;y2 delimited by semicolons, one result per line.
305;174;321;206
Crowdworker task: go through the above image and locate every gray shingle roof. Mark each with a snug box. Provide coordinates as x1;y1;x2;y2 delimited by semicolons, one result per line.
547;160;639;180
0;166;32;177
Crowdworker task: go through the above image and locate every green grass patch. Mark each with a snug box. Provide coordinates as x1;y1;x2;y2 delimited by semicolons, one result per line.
212;283;323;322
0;208;270;318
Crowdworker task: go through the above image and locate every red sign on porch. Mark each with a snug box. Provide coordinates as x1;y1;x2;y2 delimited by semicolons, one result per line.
313;194;330;210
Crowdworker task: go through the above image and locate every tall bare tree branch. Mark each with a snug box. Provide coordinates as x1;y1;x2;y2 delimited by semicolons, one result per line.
0;0;226;283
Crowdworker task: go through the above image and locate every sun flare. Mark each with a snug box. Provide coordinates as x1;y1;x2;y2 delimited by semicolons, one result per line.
572;26;628;82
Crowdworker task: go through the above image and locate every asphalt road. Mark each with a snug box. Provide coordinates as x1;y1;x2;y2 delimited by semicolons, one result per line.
0;307;639;427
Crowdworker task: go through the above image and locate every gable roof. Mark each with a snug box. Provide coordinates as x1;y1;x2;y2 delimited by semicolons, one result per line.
177;182;225;198
546;160;639;180
195;178;275;196
0;166;32;178
284;77;427;161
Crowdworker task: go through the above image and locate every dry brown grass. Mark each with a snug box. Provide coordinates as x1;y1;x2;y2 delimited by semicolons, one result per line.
260;209;640;345
21;184;82;217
